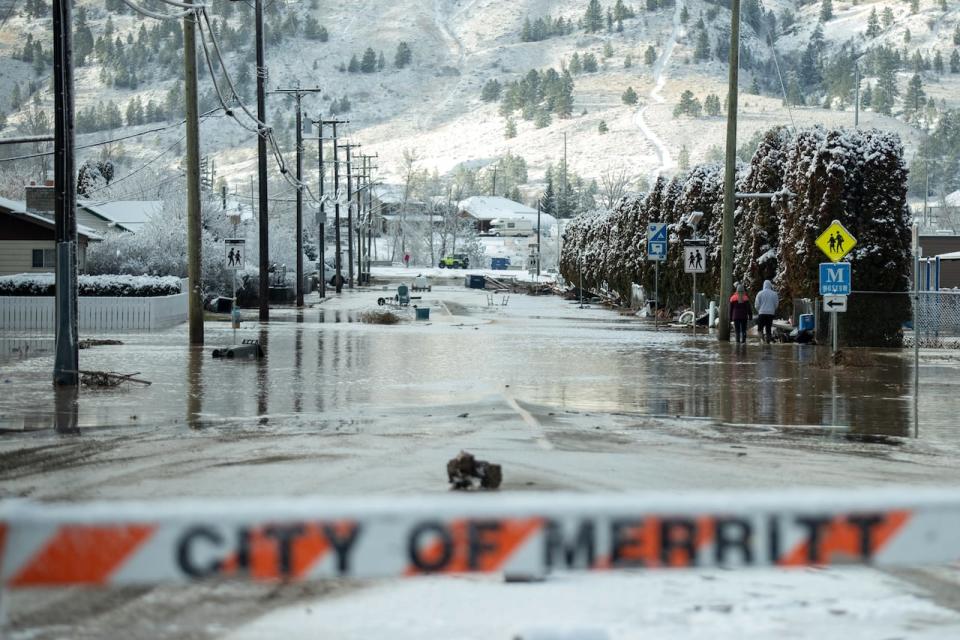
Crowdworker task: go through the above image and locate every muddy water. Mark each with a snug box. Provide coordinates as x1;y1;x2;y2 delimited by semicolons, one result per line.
0;299;940;438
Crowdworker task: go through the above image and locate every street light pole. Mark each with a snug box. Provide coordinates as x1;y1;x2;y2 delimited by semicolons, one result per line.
717;0;741;342
184;8;204;345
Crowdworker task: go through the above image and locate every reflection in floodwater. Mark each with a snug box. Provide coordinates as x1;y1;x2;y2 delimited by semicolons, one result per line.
54;385;80;435
0;304;928;438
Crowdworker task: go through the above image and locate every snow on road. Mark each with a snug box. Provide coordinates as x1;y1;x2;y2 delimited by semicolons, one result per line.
225;568;960;640
634;0;685;185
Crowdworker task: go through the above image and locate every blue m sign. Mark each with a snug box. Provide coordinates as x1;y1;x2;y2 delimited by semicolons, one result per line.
819;262;851;296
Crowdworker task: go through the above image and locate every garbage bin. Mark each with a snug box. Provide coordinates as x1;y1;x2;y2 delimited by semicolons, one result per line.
798;313;815;332
465;275;486;289
415;307;430;321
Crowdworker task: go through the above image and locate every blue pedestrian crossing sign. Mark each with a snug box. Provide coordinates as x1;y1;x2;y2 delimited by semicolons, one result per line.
819;262;851;296
647;223;667;262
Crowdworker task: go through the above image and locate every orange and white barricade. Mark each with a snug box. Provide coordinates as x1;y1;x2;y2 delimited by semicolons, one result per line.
2;488;960;587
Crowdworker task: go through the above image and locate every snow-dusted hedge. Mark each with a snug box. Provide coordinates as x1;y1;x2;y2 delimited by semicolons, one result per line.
0;274;182;297
562;126;912;347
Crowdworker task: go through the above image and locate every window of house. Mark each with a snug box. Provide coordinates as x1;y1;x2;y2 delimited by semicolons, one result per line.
31;249;55;268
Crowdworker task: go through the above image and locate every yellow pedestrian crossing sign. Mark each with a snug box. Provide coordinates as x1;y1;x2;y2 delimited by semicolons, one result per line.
815;220;857;263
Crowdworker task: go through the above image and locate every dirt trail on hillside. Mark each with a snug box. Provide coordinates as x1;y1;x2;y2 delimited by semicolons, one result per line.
634;0;685;185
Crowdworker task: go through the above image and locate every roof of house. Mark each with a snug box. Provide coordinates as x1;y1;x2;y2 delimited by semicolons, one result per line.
457;196;557;226
944;191;960;207
78;200;163;233
0;196;102;240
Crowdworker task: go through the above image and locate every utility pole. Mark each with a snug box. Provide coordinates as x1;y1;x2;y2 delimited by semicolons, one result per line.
717;0;741;342
491;166;497;196
331;120;343;293
343;143;361;288
562;132;567;219
315;120;326;298
52;0;78;386
184;8;204;345
854;64;860;128
255;0;270;321
271;85;322;307
536;199;541;277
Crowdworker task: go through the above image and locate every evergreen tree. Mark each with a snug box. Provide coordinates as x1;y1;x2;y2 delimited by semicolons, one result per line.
348;54;359;73
603;41;614;58
569;52;582;74
394;41;412;68
555;70;575;117
673;90;702;117
704;93;721;116
935;50;944;74
75;8;94;66
694;30;710;61
481;79;502;102
613;0;634;21
865;8;880;38
607;8;613;32
785;73;804;106
904;73;925;120
622;86;638;105
644;45;657;65
624;54;632;68
904;29;911;44
860;83;872;107
360;47;377;73
955;25;960;46
378;51;385;71
883;7;895;29
521;16;532;42
534;109;552;128
820;0;832;22
951;50;960;74
582;53;599;72
584;0;604;33
910;0;918;14
680;5;689;24
598;120;608;134
504;117;517;138
677;145;690;170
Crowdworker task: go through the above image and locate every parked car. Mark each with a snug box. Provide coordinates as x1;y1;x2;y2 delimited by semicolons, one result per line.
438;254;470;269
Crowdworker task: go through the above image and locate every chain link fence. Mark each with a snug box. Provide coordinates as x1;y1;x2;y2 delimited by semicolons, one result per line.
915;291;960;348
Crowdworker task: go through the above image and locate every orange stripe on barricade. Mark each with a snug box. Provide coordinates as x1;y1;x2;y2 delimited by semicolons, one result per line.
406;518;542;575
779;511;911;566
220;522;342;580
10;524;155;586
594;517;716;569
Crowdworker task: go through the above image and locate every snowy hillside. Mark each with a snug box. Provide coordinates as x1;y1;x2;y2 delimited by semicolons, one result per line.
0;0;958;200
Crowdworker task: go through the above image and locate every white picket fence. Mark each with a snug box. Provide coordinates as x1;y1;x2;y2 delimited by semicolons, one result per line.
0;288;187;333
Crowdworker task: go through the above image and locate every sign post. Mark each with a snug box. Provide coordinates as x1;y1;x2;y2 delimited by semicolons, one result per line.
647;223;668;331
684;241;707;335
225;239;245;343
816;220;857;358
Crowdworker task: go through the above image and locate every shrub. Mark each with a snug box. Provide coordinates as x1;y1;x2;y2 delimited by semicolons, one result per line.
0;273;182;297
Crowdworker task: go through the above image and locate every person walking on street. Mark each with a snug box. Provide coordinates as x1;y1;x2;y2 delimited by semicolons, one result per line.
729;283;753;344
755;279;779;344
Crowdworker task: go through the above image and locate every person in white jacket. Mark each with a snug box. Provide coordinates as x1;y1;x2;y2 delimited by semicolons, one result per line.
755;280;779;343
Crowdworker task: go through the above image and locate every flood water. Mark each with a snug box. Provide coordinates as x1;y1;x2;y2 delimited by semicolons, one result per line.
1;289;954;440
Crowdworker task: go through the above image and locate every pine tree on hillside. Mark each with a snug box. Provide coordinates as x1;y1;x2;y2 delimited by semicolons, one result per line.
378;51;385;70
865;8;880;38
934;50;944;74
504;118;517;138
903;73;925;120
622;86;638;104
673;90;702;117
556;70;575;117
910;0;918;14
680;5;689;23
603;41;614;58
584;0;604;33
955;25;960;46
820;0;832;22
598;119;608;134
607;8;613;32
860;83;872;107
624;54;632;68
678;145;690;170
882;7;894;29
569;52;583;74
694;30;710;61
360;47;377;73
348;54;359;73
704;93;721;116
582;52;599;72
535;109;552;128
394;41;412;68
951;50;960;74
644;45;657;65
481;79;502;102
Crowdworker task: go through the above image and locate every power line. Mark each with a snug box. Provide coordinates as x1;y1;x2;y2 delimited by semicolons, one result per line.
0;109;223;164
81;133;188;197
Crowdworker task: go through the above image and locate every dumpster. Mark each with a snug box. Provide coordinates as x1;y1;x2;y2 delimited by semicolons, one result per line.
415;307;430;321
491;257;510;270
798;313;815;332
465;275;486;289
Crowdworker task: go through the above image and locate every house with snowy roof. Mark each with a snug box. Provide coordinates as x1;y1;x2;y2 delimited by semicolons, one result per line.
0;194;101;276
76;199;163;234
457;196;557;234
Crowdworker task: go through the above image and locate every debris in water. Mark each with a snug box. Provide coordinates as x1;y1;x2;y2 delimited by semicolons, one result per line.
79;370;151;387
79;339;123;349
447;450;502;490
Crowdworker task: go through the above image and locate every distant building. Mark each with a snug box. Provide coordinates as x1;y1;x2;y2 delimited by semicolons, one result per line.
0;194;101;276
22;183;162;235
457;196;557;234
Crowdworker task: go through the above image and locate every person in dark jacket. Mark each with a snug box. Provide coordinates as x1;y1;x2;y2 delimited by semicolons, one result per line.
729;283;752;343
